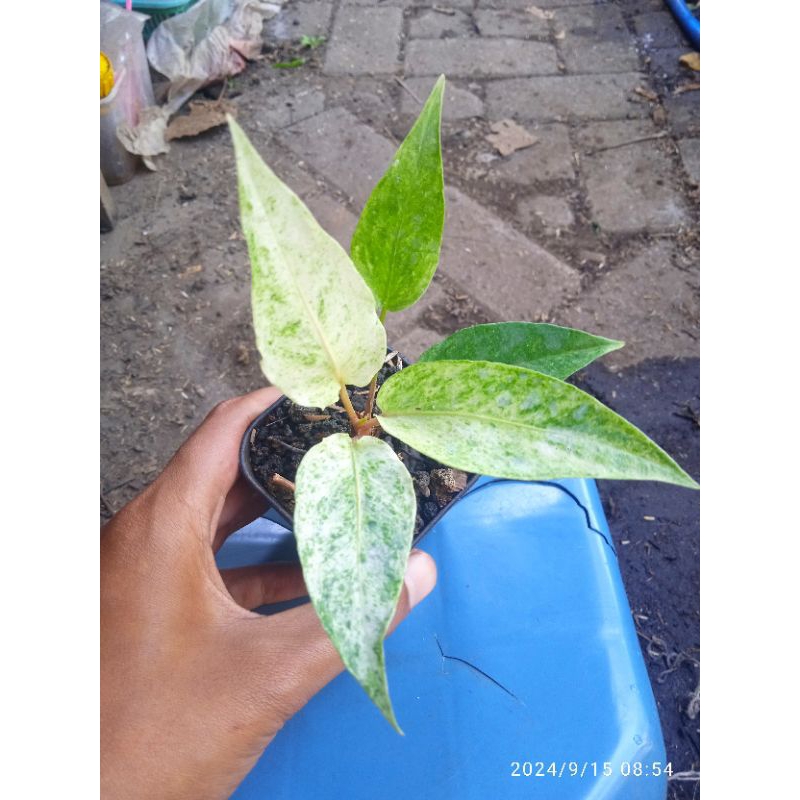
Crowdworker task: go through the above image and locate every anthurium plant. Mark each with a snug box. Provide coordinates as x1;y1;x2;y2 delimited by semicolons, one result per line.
227;75;698;733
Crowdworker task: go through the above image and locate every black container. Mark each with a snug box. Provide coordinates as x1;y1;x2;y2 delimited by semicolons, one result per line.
239;365;479;544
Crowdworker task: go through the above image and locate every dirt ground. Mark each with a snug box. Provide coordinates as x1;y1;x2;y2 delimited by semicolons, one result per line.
101;2;699;795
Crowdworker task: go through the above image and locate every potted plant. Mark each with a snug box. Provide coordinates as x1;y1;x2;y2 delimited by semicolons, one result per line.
227;76;698;733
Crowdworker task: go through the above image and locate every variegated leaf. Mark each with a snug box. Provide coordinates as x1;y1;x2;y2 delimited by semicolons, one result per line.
377;361;698;488
229;117;386;408
350;76;445;312
293;433;417;732
418;322;623;379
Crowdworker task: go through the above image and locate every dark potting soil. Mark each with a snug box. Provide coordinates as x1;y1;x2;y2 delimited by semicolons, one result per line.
248;352;472;536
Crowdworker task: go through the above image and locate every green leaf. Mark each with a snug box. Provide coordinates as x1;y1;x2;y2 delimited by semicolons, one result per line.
418;322;623;379
350;75;445;312
377;361;698;488
294;434;417;732
273;57;306;69
229;117;386;408
300;35;325;49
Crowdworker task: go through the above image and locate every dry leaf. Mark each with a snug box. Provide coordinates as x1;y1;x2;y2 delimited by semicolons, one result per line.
634;86;659;102
166;99;237;141
486;119;538;157
179;264;203;278
526;5;554;21
679;52;700;71
673;82;701;95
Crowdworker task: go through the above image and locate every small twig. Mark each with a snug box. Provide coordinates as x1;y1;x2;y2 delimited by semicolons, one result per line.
674;82;700;95
270;473;296;493
432;5;456;15
394;76;422;105
585;131;668;156
303;413;330;422
267;436;307;455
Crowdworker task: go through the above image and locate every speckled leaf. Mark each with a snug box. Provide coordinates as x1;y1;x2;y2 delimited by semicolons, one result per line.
418;322;624;379
229;117;386;408
377;361;698;488
293;433;417;732
350;76;445;312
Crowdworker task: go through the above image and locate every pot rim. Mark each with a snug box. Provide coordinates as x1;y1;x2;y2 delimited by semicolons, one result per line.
239;353;480;544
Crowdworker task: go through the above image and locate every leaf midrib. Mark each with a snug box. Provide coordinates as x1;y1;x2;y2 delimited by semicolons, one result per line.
244;157;344;386
378;407;655;459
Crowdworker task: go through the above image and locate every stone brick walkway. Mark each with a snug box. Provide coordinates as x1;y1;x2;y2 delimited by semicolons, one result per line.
257;0;700;366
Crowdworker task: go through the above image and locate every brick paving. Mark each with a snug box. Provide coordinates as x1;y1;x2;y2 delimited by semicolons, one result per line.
255;0;700;365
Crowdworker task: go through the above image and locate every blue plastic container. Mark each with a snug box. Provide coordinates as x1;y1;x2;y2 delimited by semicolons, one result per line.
217;478;667;800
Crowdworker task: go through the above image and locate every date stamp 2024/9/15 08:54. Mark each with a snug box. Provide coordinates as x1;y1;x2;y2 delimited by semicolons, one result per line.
510;761;674;779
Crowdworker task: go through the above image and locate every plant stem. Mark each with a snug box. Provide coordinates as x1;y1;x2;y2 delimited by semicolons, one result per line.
270;473;296;493
355;417;382;438
339;386;361;429
363;308;389;420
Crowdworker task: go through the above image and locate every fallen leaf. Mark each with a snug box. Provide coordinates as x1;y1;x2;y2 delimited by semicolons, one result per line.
526;5;554;20
486;119;538;157
634;85;659;102
673;82;701;95
679;52;700;71
179;264;203;278
166;100;236;141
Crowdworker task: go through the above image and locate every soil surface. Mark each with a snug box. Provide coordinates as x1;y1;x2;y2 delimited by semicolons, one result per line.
248;353;473;538
575;356;700;798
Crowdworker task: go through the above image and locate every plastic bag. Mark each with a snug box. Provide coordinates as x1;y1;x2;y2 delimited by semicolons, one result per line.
147;0;281;113
100;3;155;184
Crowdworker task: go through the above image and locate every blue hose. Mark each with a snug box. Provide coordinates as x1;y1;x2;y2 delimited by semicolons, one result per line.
664;0;700;50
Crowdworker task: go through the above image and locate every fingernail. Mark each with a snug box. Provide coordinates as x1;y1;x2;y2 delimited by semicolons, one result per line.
405;549;437;608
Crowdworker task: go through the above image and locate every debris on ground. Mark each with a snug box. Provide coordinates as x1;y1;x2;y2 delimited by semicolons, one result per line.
679;52;700;71
485;119;538;157
166;98;237;140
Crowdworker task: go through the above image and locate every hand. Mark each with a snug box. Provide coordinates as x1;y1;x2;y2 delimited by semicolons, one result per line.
101;388;437;799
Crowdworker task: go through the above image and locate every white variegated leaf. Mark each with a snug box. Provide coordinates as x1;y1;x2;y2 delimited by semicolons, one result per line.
377;360;698;488
294;433;417;731
229;117;386;408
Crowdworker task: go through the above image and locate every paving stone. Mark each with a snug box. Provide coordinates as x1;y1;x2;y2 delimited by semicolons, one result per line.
474;9;550;38
347;0;472;6
305;193;358;249
392;326;444;361
677;138;699;186
576;120;688;232
478;0;611;8
280;108;395;208
662;91;699;137
439;187;580;320
554;4;640;74
634;10;690;49
264;2;333;42
399;78;484;120
384;276;449;340
281;108;580;320
558;241;699;367
405;38;558;78
486;73;647;121
409;9;473;39
486;122;575;184
324;6;402;75
245;87;326;129
516;195;575;231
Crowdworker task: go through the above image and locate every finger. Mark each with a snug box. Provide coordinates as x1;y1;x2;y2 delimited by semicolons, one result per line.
213;473;270;552
159;387;281;532
250;550;437;723
220;564;307;610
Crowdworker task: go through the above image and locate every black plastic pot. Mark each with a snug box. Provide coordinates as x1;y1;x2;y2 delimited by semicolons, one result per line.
239;370;478;544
